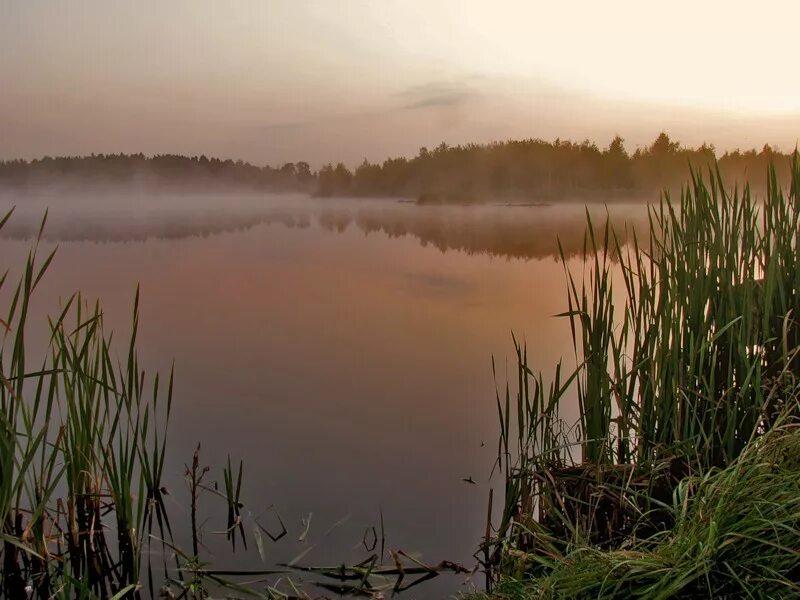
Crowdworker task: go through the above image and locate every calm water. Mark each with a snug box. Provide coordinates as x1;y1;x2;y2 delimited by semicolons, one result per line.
0;191;647;598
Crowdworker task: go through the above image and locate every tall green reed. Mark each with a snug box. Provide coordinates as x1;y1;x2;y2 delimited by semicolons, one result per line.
490;156;800;581
0;209;173;598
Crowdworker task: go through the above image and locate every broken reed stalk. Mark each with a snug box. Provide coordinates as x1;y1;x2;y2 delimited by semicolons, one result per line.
186;444;209;560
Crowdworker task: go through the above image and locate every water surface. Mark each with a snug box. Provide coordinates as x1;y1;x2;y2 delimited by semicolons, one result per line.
0;191;647;597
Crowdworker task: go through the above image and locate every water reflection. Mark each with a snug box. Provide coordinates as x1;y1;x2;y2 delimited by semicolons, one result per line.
0;192;649;259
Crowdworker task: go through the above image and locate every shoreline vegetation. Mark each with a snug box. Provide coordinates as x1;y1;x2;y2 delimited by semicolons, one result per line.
474;156;800;598
2;133;797;203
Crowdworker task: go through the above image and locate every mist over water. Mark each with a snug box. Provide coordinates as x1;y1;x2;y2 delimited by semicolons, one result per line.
0;188;648;597
0;188;649;259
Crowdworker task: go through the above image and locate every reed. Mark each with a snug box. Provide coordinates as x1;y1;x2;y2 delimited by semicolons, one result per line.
484;156;800;596
0;210;173;598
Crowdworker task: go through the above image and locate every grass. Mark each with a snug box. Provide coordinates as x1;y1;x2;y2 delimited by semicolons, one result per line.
0;211;175;598
477;419;800;599
480;155;800;597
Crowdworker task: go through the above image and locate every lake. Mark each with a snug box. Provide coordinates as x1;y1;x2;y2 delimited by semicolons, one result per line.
0;190;647;598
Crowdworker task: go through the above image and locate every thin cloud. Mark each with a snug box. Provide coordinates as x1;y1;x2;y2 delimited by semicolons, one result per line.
400;80;478;110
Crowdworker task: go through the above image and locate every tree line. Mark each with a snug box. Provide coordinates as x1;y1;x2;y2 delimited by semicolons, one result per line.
0;153;316;192
318;133;796;201
1;134;795;201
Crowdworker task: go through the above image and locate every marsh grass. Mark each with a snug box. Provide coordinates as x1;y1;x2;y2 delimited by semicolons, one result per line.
0;210;176;598
478;418;800;599
0;210;308;600
0;213;276;599
484;156;800;597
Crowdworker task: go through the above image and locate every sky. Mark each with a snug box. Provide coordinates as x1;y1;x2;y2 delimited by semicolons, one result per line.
2;0;800;167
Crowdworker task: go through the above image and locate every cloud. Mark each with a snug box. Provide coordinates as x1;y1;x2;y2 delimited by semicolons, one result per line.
400;80;478;110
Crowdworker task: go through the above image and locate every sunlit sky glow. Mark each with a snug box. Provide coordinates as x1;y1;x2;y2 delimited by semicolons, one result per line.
2;0;799;165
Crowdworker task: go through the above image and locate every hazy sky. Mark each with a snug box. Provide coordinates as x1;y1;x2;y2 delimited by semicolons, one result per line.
2;0;799;166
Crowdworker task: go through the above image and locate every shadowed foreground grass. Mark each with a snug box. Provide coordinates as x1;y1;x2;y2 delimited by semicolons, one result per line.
0;209;176;599
475;419;800;599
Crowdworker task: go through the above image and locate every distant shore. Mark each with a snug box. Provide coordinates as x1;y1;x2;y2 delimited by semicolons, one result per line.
2;133;795;204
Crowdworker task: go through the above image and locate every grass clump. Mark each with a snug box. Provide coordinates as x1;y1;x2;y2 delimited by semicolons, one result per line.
481;421;800;599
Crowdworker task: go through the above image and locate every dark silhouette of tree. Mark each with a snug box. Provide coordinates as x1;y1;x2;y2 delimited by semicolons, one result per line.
316;163;354;196
602;135;633;190
650;132;679;156
296;161;314;184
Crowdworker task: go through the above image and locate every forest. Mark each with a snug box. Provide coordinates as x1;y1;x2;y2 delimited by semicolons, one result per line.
0;153;316;192
1;133;796;202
